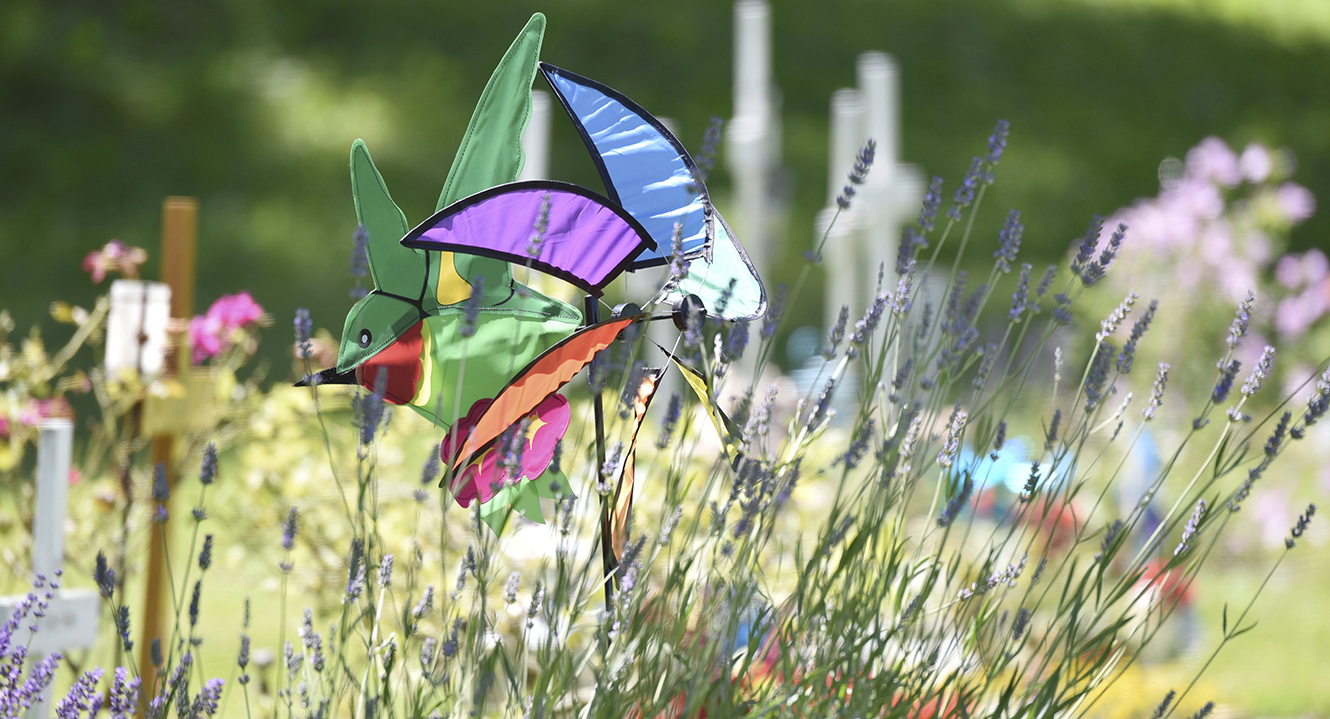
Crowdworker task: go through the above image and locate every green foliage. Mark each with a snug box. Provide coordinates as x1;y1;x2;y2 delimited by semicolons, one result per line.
8;129;1322;719
4;0;1330;375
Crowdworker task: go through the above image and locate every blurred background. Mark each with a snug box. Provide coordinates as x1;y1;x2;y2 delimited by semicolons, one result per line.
3;0;1330;714
3;0;1328;374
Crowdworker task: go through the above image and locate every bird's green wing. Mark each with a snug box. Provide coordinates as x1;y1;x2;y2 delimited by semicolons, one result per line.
434;12;546;307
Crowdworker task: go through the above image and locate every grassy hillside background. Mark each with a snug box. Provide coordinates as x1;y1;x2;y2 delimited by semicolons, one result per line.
2;0;1327;372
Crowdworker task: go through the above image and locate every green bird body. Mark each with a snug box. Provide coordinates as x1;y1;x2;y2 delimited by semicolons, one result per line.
323;13;582;431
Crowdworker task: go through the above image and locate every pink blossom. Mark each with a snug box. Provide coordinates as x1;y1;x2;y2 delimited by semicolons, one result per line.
81;240;147;284
209;292;265;328
1275;289;1328;339
1276;182;1316;223
1239;143;1272;183
17;398;73;427
0;415;9;438
1199;220;1232;259
1178;180;1225;221
1305;248;1329;282
1186;137;1241;188
1275;254;1303;289
1216;261;1257;303
190;292;266;364
190;316;225;363
1243;229;1272;266
1254;488;1291;549
1274;249;1328;291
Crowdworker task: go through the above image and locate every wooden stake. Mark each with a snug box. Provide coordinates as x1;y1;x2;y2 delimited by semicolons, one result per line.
137;197;197;696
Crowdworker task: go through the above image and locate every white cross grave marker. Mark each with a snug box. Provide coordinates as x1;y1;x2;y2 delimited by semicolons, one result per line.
727;0;781;282
819;52;925;330
0;419;101;719
518;89;552;184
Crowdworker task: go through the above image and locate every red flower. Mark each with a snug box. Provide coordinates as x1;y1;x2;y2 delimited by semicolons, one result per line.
1135;558;1195;609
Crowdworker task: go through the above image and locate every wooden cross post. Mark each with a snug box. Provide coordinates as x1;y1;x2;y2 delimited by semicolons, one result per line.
0;419;101;719
137;196;198;692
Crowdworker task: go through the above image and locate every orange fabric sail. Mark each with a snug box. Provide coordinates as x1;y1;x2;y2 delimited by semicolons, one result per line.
448;316;639;470
611;368;662;558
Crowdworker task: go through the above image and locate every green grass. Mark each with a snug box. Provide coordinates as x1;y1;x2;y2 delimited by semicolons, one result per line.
1196;539;1330;714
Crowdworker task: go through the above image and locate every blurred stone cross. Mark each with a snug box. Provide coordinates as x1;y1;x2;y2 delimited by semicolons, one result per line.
819;52;926;332
0;418;101;719
728;0;782;282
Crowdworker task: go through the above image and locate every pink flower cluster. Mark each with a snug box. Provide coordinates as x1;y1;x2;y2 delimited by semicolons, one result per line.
1101;138;1315;306
189;292;266;364
1274;249;1330;339
82;240;148;284
15;397;74;427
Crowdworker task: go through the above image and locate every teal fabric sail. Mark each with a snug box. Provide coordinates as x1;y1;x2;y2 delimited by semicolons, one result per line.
539;62;712;268
662;212;767;321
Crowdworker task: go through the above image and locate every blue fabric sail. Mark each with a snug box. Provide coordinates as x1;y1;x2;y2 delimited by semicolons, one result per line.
540;63;711;269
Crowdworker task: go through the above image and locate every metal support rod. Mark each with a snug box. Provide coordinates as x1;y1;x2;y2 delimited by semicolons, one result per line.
583;295;617;613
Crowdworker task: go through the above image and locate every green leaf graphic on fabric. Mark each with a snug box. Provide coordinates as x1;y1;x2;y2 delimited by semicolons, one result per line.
437;12;546;306
478;467;572;532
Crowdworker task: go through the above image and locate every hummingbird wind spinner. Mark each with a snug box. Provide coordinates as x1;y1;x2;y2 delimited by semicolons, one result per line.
300;13;766;549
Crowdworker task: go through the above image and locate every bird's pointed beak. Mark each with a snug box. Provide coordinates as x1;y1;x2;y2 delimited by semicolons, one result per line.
294;367;358;387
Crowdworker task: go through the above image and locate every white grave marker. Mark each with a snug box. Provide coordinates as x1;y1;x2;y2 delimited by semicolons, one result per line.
819;87;866;330
518;89;552;183
0;419;100;719
820;52;925;330
104;280;171;376
727;0;781;281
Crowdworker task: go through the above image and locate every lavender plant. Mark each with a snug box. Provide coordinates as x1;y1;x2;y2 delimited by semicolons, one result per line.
244;123;1323;718
5;123;1326;719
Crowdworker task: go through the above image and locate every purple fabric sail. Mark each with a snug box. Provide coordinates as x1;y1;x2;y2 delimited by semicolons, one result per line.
401;180;656;296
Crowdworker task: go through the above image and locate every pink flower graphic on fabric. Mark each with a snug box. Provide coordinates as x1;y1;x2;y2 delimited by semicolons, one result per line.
189;292;266;364
82;240;148;284
443;393;570;508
